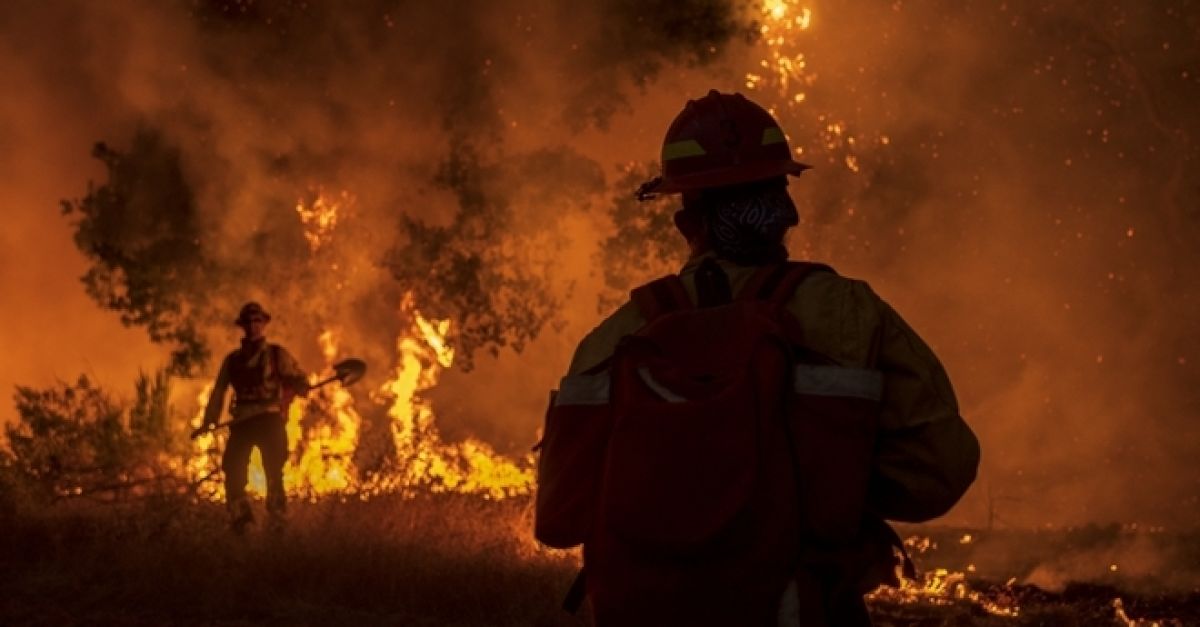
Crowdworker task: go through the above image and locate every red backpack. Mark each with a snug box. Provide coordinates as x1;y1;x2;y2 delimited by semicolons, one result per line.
536;262;882;626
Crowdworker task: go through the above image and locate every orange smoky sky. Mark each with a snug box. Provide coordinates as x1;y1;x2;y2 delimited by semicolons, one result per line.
0;3;162;419
1;0;1197;527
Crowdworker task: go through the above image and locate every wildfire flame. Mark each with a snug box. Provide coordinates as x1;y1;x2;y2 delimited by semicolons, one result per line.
369;301;534;499
188;191;533;502
282;330;361;497
295;189;350;252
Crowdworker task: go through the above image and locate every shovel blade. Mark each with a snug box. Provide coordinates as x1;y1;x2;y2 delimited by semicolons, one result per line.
332;358;367;386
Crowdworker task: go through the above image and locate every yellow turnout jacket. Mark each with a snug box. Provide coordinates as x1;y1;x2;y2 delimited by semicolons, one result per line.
566;253;980;523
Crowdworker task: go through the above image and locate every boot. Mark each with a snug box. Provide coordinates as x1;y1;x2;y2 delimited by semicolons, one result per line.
229;497;254;535
265;488;287;534
266;511;287;535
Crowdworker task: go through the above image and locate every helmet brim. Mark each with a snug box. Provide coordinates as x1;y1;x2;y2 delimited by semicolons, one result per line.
234;313;272;326
640;158;811;199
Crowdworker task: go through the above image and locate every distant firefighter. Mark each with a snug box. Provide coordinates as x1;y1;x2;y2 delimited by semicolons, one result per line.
200;302;310;534
535;90;980;626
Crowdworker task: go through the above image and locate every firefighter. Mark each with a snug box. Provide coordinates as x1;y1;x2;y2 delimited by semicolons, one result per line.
201;302;310;533
536;91;980;625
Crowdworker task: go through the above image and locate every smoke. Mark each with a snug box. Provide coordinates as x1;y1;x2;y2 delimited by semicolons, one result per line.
2;0;1198;526
0;0;749;467
767;0;1200;528
0;2;163;417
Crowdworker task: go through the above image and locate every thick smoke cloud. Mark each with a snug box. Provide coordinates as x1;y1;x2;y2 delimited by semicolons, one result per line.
2;0;1197;527
0;0;749;467
770;1;1200;527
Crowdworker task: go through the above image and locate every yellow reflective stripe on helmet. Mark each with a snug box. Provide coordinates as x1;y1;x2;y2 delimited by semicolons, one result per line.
761;126;786;145
662;139;707;161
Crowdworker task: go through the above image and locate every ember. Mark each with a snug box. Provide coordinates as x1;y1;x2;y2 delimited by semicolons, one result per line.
868;565;1021;618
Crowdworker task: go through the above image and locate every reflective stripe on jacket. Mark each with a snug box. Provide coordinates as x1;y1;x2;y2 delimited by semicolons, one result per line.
565;253;980;523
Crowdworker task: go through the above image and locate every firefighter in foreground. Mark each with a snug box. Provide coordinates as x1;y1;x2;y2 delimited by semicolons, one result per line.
201;302;310;533
534;91;980;626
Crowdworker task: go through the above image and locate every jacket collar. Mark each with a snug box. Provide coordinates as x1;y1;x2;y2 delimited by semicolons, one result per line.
680;250;767;275
240;337;267;353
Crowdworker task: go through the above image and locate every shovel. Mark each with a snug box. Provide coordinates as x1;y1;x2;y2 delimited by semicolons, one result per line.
191;358;367;439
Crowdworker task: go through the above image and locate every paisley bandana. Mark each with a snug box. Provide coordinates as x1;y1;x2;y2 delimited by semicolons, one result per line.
705;185;799;265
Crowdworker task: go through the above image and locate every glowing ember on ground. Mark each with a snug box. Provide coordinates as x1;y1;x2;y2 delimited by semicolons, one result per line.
868;566;1021;618
904;534;937;554
1114;597;1180;626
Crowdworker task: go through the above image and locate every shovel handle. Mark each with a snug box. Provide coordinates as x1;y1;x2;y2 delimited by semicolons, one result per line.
309;374;339;389
189;376;345;439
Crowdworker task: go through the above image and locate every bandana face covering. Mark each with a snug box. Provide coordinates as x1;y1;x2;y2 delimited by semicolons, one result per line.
705;185;799;265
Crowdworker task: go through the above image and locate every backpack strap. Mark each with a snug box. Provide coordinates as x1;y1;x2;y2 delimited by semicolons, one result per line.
694;257;733;308
271;344;297;410
630;274;692;323
562;568;588;614
269;344;280;384
738;261;835;304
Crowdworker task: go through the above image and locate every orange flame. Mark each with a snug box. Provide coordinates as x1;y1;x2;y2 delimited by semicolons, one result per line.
189;190;533;502
371;302;534;499
295;189;351;252
745;1;876;172
867;562;1021;618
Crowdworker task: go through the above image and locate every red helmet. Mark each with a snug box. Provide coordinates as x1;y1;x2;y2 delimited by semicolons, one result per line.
637;90;810;200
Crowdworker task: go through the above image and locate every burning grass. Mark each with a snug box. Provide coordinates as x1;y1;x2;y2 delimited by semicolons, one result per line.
869;526;1200;627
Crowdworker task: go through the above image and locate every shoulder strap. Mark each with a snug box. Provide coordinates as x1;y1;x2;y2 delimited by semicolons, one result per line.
630;275;692;323
694;257;733;308
269;344;282;386
562;568;588;614
737;261;835;304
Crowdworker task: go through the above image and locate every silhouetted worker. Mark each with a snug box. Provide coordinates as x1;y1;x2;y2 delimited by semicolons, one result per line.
202;302;309;533
535;91;980;626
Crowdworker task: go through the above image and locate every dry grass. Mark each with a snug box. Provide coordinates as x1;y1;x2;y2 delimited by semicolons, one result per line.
1;494;580;627
4;497;1199;626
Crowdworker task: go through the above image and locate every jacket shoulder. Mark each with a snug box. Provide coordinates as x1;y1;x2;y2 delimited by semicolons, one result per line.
786;269;887;367
566;300;645;375
265;343;296;356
